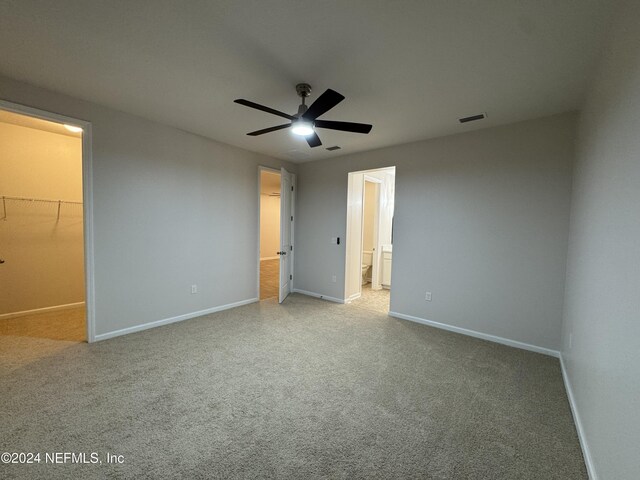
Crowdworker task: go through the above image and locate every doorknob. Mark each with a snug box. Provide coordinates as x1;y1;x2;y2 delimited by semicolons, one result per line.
276;251;287;255
0;259;4;264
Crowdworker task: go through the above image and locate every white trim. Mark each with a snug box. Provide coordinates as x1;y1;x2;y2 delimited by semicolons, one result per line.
388;311;560;358
0;99;96;343
0;302;85;320
289;172;296;292
292;289;345;304
560;354;598;480
94;297;258;342
362;176;382;292
260;256;280;261
345;292;361;303
257;165;281;300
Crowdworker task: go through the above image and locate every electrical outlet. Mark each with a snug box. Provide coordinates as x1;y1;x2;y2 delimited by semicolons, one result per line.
425;291;432;301
331;275;337;283
191;285;198;294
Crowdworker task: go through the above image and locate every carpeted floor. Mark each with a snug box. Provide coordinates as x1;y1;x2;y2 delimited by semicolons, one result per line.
0;294;586;479
349;284;390;313
0;306;86;342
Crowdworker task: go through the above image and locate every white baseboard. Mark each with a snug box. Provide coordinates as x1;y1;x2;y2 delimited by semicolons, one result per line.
0;301;85;320
260;256;279;261
560;354;598;480
388;311;560;358
345;292;361;303
94;298;258;342
292;289;345;304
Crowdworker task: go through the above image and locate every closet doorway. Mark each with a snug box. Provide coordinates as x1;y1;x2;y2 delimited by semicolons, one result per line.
0;101;94;344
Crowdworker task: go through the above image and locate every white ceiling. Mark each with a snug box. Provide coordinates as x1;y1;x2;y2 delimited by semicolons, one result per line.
0;1;613;163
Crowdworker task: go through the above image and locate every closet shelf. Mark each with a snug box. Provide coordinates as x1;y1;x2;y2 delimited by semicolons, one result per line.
1;195;83;221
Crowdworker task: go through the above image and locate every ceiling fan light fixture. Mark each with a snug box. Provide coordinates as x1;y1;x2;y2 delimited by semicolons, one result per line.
291;120;314;136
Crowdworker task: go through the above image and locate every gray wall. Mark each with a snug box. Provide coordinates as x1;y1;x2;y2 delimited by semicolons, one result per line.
0;75;295;338
295;113;576;351
561;1;640;478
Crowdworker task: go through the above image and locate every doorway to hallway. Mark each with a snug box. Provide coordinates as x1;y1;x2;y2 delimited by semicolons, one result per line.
259;168;281;300
258;166;295;303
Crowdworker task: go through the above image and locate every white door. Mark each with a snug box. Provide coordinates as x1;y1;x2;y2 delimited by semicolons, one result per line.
279;167;293;303
363;176;382;290
369;180;381;289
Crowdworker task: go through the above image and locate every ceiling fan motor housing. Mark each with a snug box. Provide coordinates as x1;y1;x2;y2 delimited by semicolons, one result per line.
296;83;312;113
295;83;312;98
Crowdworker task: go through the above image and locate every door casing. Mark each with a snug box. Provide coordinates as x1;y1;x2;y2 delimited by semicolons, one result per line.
0;99;96;342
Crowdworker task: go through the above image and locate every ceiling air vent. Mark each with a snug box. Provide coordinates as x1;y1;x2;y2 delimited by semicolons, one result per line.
326;146;341;151
459;113;486;124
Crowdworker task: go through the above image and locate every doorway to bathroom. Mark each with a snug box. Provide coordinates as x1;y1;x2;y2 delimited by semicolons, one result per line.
344;167;396;313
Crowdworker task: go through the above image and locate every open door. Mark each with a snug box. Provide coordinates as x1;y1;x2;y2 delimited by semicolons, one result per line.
278;167;293;303
363;177;382;290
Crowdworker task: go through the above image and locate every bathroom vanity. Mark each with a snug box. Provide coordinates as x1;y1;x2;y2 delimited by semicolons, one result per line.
381;244;392;288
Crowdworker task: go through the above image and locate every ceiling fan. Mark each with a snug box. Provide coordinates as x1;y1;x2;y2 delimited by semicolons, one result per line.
234;83;372;148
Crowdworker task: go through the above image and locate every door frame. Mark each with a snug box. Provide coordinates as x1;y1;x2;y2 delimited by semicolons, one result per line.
289;172;296;295
256;166;296;300
344;166;395;302
0;99;96;342
278;167;293;303
256;166;280;298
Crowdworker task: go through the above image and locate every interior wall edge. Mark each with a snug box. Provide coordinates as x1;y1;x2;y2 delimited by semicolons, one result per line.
559;354;599;480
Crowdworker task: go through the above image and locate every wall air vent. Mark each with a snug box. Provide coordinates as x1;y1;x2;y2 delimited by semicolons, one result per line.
326;146;341;151
459;113;486;123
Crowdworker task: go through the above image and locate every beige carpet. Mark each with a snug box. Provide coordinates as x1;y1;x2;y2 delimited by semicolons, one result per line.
0;306;86;342
348;284;390;313
0;294;586;479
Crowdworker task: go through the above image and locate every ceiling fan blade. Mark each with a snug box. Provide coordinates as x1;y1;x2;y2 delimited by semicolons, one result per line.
306;132;322;148
234;99;295;121
247;124;291;136
302;89;345;121
314;120;372;134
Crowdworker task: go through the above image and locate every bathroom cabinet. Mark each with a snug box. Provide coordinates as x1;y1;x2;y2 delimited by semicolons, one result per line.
382;249;392;287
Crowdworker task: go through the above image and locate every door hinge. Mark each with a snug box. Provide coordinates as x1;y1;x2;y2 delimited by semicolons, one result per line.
290;245;293;251
289;274;292;280
291;186;294;192
291;215;293;221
